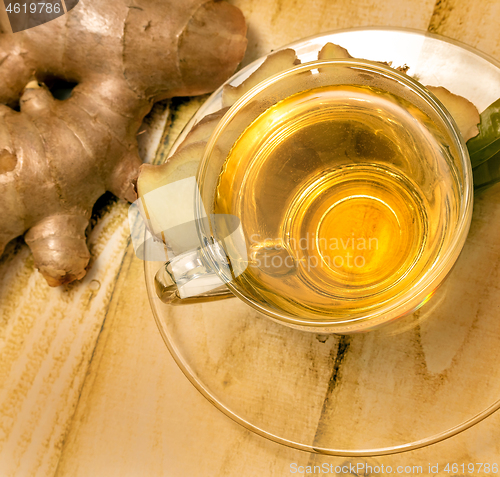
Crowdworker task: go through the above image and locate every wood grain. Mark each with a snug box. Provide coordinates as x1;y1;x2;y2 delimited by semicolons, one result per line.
232;0;437;66
0;102;169;477
428;0;500;60
3;0;500;476
55;0;500;474
0;204;131;477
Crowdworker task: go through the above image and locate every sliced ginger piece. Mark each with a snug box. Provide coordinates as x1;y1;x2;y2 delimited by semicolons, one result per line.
318;42;353;60
426;86;480;141
222;48;300;108
138;141;207;237
317;44;479;141
137;105;231;243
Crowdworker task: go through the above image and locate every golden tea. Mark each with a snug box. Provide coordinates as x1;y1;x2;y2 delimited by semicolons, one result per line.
213;84;460;319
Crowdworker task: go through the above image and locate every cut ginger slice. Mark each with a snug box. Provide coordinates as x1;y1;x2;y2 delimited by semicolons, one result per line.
426;86;480;141
318;42;353;60
222;48;300;108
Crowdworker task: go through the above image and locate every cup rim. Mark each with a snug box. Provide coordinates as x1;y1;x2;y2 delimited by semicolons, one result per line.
199;58;474;332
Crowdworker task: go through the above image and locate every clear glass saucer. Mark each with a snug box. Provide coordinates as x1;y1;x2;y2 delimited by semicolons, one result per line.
144;28;500;456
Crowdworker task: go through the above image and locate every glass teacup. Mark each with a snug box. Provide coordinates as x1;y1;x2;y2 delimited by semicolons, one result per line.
145;59;473;334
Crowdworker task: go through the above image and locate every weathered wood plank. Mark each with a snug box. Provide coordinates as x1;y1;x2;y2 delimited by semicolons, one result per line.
0;102;170;477
54;246;313;477
54;244;500;476
428;0;500;60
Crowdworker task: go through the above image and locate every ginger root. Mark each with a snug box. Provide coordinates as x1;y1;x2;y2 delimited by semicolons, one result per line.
0;0;247;286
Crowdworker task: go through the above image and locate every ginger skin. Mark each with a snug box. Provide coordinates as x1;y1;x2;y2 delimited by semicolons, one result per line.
0;0;247;286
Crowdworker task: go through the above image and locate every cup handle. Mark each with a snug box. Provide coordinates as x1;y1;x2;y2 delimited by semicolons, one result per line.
154;248;233;304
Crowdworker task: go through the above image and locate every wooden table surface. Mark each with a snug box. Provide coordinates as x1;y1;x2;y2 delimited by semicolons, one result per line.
2;0;500;476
